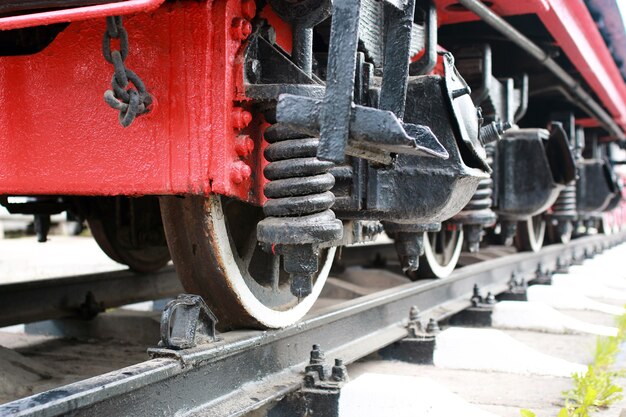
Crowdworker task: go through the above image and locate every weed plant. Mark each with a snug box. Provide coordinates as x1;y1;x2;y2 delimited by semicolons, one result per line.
521;307;626;417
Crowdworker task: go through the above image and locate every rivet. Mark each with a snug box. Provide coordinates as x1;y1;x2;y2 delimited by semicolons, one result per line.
231;162;251;184
231;18;252;40
235;135;255;157
232;107;252;129
241;0;256;21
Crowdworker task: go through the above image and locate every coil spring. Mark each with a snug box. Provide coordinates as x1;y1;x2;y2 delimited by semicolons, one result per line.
262;123;336;225
552;183;577;217
463;144;494;213
464;177;494;212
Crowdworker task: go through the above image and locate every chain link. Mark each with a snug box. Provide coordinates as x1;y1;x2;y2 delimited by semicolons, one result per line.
102;16;152;127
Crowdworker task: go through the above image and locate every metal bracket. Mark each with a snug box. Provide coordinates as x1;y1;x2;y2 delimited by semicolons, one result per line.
571;249;585;266
379;306;440;364
532;263;552;285
497;272;528;301
277;94;448;163
158;294;219;350
269;344;349;417
449;284;496;327
301;345;348;417
313;0;446;163
555;256;570;274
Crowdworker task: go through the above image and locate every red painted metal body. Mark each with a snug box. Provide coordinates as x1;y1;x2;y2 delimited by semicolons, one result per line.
0;0;624;198
0;0;263;202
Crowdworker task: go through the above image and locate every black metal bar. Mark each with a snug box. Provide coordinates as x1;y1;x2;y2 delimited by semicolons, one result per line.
2;232;622;417
292;26;313;76
378;0;415;117
0;266;182;327
317;0;361;162
514;73;529;122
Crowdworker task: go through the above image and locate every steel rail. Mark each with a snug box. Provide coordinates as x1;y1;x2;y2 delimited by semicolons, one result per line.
1;232;623;417
456;0;626;141
0;266;182;328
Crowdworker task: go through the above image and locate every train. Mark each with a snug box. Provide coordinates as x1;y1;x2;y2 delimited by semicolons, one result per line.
1;0;626;329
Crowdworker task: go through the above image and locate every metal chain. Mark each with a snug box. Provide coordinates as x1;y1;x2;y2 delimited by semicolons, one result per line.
102;16;152;127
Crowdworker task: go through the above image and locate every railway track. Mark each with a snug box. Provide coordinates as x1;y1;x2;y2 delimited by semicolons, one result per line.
1;232;623;417
0;266;182;328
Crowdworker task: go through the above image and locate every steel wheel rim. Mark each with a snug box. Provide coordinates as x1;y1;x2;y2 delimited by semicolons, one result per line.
421;228;464;278
161;195;335;328
521;215;546;252
530;215;546;247
87;216;170;273
220;196;333;308
203;195;335;326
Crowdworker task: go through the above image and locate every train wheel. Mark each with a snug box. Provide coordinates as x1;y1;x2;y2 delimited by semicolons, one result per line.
159;195;335;329
515;215;546;252
87;197;171;273
411;229;464;279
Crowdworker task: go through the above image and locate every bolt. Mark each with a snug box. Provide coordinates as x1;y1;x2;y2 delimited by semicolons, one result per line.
536;263;544;275
470;284;483;307
451;85;471;99
241;0;256;20
480;121;510;145
231;17;252;40
309;344;325;364
471;283;482;306
230;162;251;184
426;318;440;334
508;274;517;291
232;107;252;129
409;306;420;322
331;359;348;382
305;344;326;382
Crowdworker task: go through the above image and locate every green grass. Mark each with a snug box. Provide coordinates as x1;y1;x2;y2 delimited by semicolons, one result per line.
521;308;626;417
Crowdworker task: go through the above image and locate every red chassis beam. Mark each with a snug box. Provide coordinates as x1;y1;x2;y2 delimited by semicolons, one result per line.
437;0;626;134
0;0;165;31
0;0;264;201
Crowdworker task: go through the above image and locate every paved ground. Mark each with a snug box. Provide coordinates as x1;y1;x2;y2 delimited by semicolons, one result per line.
0;236;124;283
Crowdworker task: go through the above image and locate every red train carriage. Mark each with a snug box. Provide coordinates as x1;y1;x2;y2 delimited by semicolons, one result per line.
1;0;625;328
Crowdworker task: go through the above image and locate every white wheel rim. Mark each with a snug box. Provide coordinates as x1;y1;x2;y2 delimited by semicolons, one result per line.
525;216;546;252
422;229;464;278
208;195;335;328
